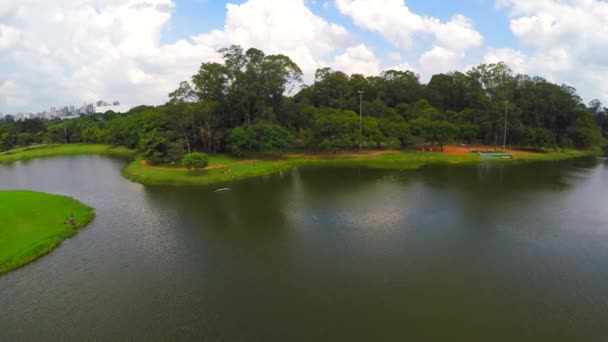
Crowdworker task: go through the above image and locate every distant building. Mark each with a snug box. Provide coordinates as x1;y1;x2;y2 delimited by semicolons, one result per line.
93;99;129;113
60;115;81;120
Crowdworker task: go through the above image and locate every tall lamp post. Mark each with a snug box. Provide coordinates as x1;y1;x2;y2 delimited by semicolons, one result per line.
358;90;364;152
503;101;508;152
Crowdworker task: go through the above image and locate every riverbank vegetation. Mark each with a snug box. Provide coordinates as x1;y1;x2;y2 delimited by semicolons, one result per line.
0;144;135;164
0;191;95;275
123;149;593;186
1;45;606;164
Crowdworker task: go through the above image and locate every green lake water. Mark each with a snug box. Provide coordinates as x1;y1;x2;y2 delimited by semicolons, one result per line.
0;156;607;341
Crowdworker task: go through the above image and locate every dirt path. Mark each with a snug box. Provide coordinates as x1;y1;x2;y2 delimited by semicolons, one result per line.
442;145;541;156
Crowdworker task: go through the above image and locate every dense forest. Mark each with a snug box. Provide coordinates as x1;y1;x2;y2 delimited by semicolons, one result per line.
1;45;607;163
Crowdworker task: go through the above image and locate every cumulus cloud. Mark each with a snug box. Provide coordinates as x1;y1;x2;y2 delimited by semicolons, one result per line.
0;0;203;112
419;46;463;78
0;0;356;112
490;0;608;103
330;44;381;75
194;0;353;80
334;0;482;76
0;80;26;106
385;62;416;74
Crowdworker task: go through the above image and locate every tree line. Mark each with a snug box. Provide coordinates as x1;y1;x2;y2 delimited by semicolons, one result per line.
1;45;607;163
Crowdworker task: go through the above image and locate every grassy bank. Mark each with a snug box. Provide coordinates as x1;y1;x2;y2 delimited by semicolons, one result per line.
0;191;95;275
122;149;594;186
0;144;135;164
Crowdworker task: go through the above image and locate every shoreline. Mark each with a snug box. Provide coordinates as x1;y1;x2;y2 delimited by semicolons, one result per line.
0;191;95;276
0;144;136;164
0;144;596;187
122;149;596;187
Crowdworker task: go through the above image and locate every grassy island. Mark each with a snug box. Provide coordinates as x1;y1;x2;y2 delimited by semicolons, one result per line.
0;144;135;164
122;148;595;187
0;191;95;275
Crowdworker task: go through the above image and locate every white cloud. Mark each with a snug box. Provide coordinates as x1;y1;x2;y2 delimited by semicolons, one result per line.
0;24;20;50
482;48;527;72
334;0;427;49
492;0;608;103
330;44;380;75
385;62;416;73
388;52;401;62
334;0;482;82
194;0;352;79
0;0;355;112
0;80;26;106
427;15;483;51
419;46;463;78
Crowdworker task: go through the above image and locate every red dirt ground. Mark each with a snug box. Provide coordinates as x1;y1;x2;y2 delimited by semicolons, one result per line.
442;145;540;156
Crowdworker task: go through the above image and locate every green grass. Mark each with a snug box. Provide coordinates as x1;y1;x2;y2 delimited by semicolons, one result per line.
0;144;135;164
0;191;95;275
154;154;239;168
122;149;595;187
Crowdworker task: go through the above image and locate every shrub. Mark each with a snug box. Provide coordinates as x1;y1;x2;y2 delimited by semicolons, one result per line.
182;152;209;171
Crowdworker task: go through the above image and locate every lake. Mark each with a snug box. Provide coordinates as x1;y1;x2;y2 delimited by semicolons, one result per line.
1;156;607;341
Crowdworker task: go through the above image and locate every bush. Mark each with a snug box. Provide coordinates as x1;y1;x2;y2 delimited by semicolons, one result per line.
182;152;209;171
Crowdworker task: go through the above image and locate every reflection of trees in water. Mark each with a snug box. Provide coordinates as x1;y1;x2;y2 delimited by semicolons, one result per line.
410;158;602;233
141;159;601;241
418;158;598;194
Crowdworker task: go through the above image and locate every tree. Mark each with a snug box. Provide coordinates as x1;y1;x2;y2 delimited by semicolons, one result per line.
430;121;459;151
379;117;413;147
227;126;255;156
167;140;186;163
569;113;604;149
251;121;294;154
183;152;209;171
139;131;167;165
0;133;14;152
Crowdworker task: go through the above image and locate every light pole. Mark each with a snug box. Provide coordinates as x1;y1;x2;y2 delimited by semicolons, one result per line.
503;101;508;152
358;90;364;152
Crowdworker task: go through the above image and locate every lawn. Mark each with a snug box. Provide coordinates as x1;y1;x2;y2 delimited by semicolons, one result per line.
0;144;135;164
0;191;95;275
124;149;596;187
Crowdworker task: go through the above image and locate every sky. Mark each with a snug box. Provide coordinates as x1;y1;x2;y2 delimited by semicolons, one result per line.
1;0;608;113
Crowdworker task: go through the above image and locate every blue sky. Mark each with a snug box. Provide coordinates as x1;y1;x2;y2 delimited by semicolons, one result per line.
2;0;607;113
162;0;518;73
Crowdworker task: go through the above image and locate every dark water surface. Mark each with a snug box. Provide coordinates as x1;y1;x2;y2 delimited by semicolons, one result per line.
1;156;607;341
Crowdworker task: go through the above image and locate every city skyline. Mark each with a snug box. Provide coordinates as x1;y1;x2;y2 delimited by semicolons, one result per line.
0;101;123;121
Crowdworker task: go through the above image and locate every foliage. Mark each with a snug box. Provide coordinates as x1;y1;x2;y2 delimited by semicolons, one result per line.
0;45;605;157
227;126;255;156
182;152;209;171
251;121;294;154
139;131;167;165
